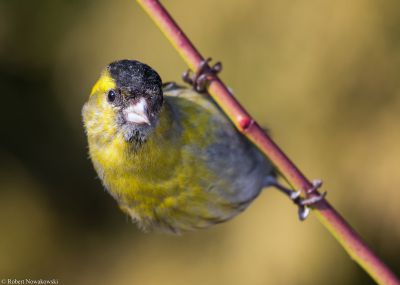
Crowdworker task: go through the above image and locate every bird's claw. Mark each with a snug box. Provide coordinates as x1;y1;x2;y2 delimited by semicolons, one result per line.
307;179;323;194
182;57;222;92
298;207;310;221
291;179;327;221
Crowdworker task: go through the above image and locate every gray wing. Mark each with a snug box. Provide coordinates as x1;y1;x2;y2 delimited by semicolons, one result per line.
164;84;275;206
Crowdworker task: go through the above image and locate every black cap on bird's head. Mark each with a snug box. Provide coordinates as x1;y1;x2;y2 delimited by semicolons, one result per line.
107;60;164;144
108;60;163;102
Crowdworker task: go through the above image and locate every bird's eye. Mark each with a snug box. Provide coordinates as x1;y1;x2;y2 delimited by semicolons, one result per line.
107;90;116;103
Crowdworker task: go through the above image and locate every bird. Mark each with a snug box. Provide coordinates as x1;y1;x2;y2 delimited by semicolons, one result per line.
82;59;323;233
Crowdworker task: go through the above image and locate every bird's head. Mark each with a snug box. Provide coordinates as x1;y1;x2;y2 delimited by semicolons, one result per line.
82;60;163;146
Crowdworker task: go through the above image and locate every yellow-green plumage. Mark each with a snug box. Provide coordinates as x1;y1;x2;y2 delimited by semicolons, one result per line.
82;60;274;233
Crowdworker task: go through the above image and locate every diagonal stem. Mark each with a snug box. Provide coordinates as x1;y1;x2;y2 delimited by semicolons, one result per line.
136;0;399;284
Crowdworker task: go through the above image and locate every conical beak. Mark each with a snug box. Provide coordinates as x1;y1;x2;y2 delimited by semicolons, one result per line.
122;97;150;125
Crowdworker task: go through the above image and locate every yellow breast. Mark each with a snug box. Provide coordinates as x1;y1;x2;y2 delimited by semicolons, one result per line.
87;92;232;231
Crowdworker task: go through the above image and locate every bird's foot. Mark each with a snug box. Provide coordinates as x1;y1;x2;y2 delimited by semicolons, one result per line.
290;180;327;220
182;57;222;92
264;177;327;221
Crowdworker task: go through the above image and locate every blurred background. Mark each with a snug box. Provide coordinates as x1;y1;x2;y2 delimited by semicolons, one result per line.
1;0;399;284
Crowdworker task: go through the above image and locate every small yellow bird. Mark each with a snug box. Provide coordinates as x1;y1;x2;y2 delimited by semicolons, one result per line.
82;59;320;233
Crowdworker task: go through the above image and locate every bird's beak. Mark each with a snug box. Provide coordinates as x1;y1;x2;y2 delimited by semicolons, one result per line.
123;97;150;125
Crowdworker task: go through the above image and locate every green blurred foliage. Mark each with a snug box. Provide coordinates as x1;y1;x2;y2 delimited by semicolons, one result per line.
0;0;399;284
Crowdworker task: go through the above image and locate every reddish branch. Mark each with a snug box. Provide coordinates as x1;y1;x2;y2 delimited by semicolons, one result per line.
136;1;399;284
